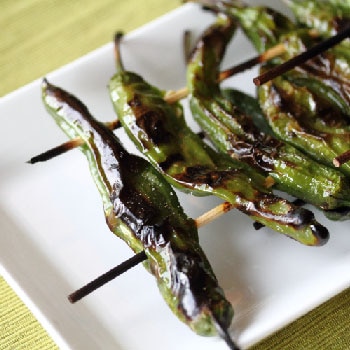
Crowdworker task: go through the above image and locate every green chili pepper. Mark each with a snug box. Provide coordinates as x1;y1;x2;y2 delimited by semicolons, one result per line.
188;0;294;52
284;0;350;115
202;1;350;178
186;12;350;211
108;34;329;246
285;0;350;37
196;0;350;116
258;70;350;175
228;3;350;178
41;79;236;342
221;88;274;136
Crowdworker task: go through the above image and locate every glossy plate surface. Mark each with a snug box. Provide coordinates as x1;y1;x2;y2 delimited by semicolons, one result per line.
1;2;349;349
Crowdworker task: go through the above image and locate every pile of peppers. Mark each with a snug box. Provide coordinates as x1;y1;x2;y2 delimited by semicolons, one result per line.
32;1;349;349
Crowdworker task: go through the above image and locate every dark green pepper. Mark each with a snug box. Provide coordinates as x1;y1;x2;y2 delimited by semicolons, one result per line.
41;79;236;342
285;0;350;115
258;71;350;177
203;1;350;178
187;0;294;52
285;0;350;37
108;34;329;246
232;4;350;177
196;0;350;117
186;12;350;211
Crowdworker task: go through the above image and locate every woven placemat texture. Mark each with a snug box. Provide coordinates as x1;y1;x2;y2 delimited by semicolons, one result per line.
0;278;57;350
0;0;178;97
1;1;350;349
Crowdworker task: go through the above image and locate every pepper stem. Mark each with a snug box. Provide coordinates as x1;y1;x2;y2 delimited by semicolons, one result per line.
164;42;286;104
183;29;193;63
114;31;125;72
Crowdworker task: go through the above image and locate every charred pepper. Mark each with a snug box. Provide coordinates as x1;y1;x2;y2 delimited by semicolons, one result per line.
108;34;329;245
186;11;350;211
284;0;350;116
285;0;350;38
41;79;236;342
202;0;350;178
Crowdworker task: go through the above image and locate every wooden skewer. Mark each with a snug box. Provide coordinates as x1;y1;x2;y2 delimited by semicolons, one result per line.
195;201;234;228
218;43;285;81
164;86;189;104
27;119;121;164
68;251;147;303
27;139;84;164
333;150;350;167
165;42;286;103
183;29;193;64
68;201;241;349
28;43;285;165
68;201;234;303
253;24;350;86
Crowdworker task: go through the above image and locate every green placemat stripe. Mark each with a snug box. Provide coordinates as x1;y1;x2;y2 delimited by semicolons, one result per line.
0;277;58;350
0;0;178;97
251;287;350;350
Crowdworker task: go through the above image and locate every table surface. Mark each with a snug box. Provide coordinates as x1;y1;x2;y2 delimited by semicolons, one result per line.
1;1;350;349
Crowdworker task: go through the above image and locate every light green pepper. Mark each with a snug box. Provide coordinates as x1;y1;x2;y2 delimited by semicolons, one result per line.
41;79;236;343
108;33;329;245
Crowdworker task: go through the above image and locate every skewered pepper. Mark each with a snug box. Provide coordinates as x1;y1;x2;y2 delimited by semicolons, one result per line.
285;0;350;37
257;10;350;177
186;10;350;211
108;34;329;245
285;0;350;116
41;79;237;343
201;0;350;178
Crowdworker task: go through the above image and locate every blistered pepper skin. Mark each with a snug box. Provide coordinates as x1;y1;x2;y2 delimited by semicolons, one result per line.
186;11;350;211
108;47;329;246
41;79;234;337
200;1;350;179
285;0;350;37
238;2;350;178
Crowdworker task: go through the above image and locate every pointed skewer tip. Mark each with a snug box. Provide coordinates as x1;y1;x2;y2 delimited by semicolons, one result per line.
215;321;241;350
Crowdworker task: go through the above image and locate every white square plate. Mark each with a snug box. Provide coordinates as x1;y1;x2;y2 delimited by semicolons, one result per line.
1;2;349;349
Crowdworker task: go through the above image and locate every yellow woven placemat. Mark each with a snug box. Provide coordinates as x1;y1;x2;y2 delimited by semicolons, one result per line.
0;278;57;349
1;1;350;349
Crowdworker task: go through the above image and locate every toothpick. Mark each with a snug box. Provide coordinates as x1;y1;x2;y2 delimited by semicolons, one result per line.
253;25;350;86
29;42;285;164
333;150;350;167
165;42;286;104
27;119;121;164
68;201;234;303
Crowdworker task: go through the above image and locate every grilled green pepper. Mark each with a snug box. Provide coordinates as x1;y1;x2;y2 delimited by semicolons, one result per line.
285;0;350;116
241;5;350;177
194;0;350;116
202;1;350;177
285;0;350;37
41;79;236;342
108;34;329;245
187;0;294;52
186;11;350;210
